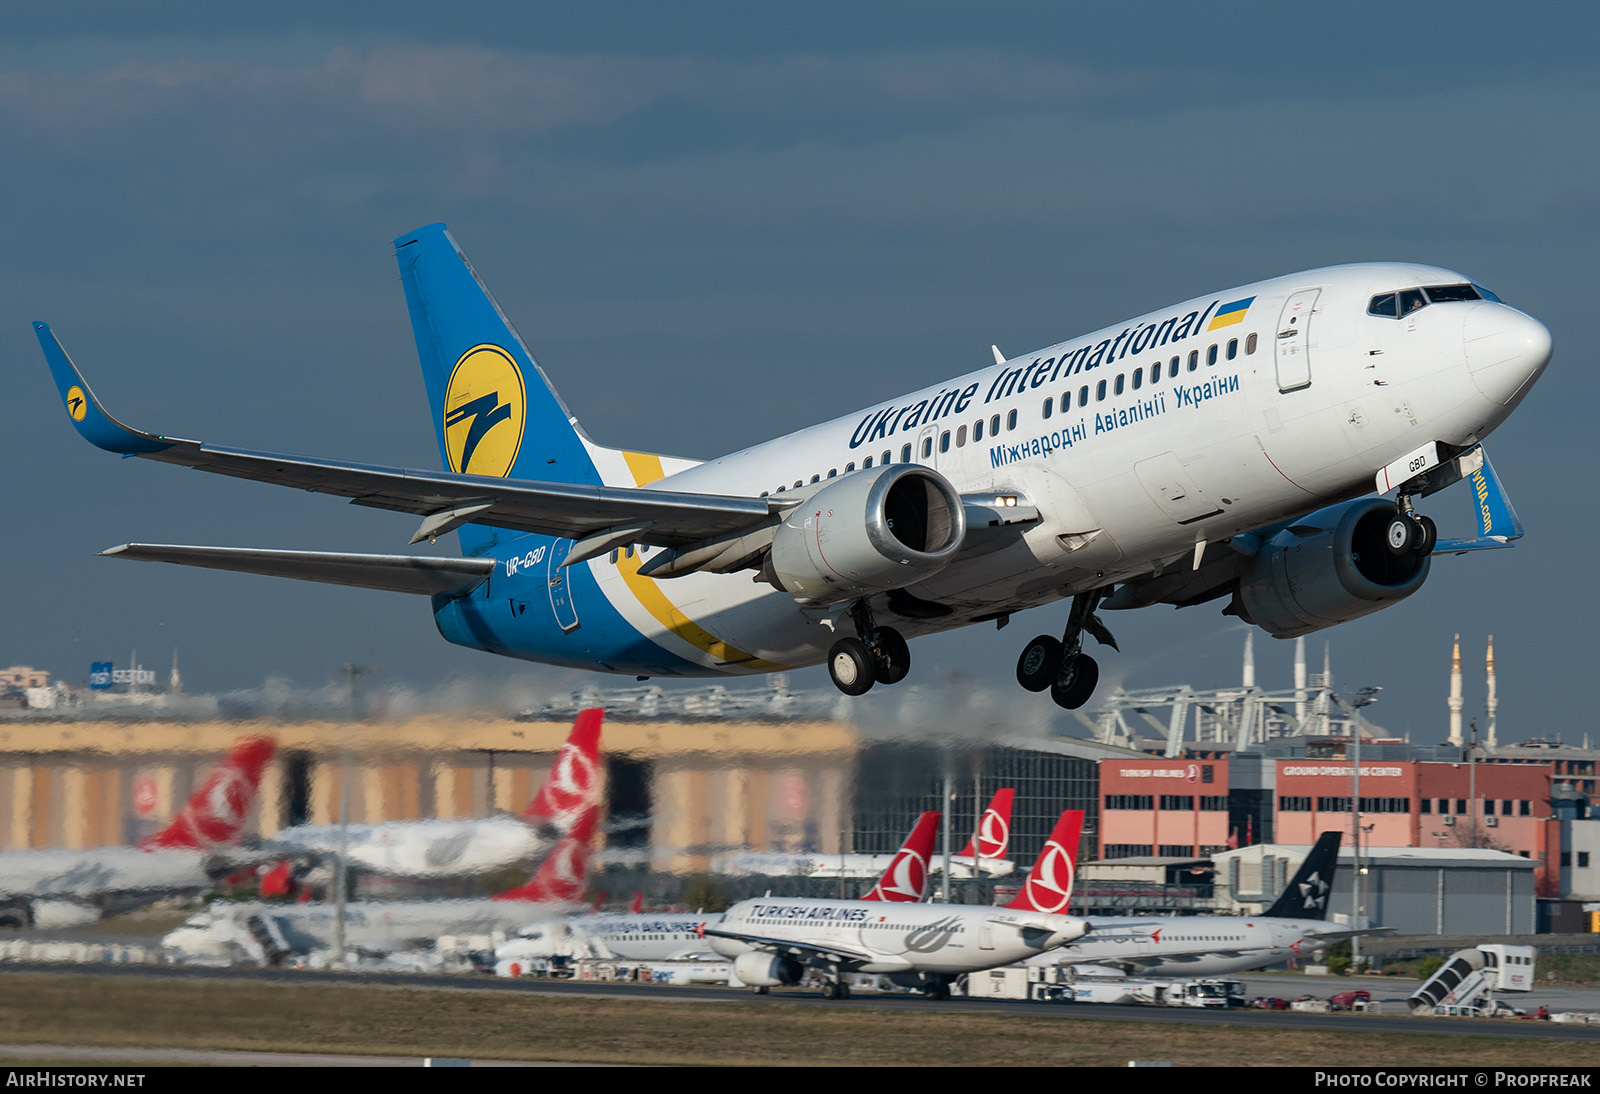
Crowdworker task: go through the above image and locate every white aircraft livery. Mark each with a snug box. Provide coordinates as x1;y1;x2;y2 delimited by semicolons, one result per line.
37;226;1551;708
0;738;274;928
260;708;602;880
1039;831;1376;978
705;810;1089;1000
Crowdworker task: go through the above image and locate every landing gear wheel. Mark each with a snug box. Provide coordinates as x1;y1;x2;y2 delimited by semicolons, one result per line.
752;986;770;995
1413;514;1437;555
872;627;911;685
1385;512;1418;555
1050;653;1099;710
838;981;852;999
827;637;875;696
1016;635;1063;692
820;980;841;1000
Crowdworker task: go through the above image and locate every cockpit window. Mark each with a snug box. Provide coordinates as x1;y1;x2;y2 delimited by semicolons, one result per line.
1368;293;1398;318
1400;288;1427;314
1423;284;1482;304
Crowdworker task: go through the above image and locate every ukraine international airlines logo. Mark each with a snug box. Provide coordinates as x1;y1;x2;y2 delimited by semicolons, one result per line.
65;385;88;422
443;344;526;477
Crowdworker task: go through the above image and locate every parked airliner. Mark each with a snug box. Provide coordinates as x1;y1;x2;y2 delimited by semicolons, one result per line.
37;225;1550;707
0;738;274;928
261;708;602;880
705;810;1089;1000
1038;831;1377;978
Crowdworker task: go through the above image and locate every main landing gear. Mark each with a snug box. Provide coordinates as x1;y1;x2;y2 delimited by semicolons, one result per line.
826;600;910;696
819;977;852;1000
1385;494;1437;557
1016;589;1118;710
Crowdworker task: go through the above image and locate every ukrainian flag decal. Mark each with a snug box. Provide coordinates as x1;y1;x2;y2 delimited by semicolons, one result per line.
1207;296;1255;331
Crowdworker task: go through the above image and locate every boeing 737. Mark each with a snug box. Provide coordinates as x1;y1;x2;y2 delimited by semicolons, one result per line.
1038;831;1373;978
0;738;275;928
260;708;602;880
705;810;1089;1000
167;805;599;962
37;226;1550;709
716;789;1016;879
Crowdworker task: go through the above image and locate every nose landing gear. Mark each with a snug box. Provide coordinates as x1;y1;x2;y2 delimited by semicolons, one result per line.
1016;589;1117;709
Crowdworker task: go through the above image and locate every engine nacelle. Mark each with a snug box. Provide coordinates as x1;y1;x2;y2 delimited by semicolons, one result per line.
766;464;965;604
732;951;805;987
1232;497;1431;639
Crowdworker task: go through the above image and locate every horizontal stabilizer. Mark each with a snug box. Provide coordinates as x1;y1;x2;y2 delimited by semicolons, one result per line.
102;544;495;597
1434;450;1525;554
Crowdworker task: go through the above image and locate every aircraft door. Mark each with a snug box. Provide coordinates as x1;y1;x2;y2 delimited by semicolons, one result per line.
1275;289;1320;392
546;539;581;632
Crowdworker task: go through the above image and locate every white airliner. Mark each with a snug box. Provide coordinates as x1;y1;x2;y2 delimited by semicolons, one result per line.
0;738;274;928
705;810;1088;1000
37;226;1550;709
716;789;1016;880
496;808;942;968
260;708;602;882
166;805;599;962
1037;831;1375;978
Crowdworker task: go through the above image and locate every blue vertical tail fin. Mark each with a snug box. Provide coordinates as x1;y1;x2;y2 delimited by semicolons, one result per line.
394;223;602;555
1434;450;1524;554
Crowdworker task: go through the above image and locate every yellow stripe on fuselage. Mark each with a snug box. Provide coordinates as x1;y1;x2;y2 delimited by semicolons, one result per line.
615;451;788;671
1207;309;1248;330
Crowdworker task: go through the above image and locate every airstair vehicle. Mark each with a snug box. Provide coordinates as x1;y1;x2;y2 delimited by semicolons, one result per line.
1407;944;1534;1017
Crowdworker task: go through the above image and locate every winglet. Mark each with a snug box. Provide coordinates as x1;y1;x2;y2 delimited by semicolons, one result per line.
1434;451;1525;554
32;322;178;455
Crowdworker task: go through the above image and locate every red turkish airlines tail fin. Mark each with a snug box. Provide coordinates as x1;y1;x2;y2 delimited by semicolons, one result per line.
861;811;939;903
955;788;1015;860
141;737;275;850
1004;809;1082;914
495;805;599;903
522;709;604;829
629;890;644;914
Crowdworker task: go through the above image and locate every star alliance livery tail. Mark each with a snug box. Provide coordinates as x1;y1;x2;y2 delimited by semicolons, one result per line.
861;811;940;903
1264;830;1342;919
141;738;275;851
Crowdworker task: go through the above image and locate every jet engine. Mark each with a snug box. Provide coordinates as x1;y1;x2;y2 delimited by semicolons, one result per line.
1230;498;1431;639
732;951;805;987
763;464;966;603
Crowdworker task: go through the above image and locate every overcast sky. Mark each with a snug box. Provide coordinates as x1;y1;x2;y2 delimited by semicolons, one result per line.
2;3;1593;744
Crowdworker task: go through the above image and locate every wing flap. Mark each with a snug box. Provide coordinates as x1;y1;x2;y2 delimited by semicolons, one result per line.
36;323;775;548
102;544;496;597
700;927;876;966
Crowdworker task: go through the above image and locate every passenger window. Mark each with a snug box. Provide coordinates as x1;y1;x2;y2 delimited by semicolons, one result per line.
793;481;803;489
1132;369;1143;391
1061;389;1072;411
845;462;855;472
956;425;967;447
1188;351;1199;372
1246;333;1258;354
1007;409;1017;430
811;474;820;484
1096;379;1107;401
776;485;786;493
609;548;619;563
974;419;984;441
990;414;1001;435
1207;344;1218;366
1170;355;1179;378
1078;385;1089;405
625;545;635;558
920;438;932;459
940;431;951;453
1114;374;1125;395
1227;338;1238;360
1401;288;1427;314
1368;293;1399;318
827;468;837;478
1042;397;1053;419
1149;363;1160;386
901;444;912;462
863;456;873;468
882;451;891;465
760;491;769;498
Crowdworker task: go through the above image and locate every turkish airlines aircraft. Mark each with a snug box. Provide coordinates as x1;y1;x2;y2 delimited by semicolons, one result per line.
1038;831;1374;978
262;708;603;880
168;806;600;961
717;790;1016;880
0;738;275;928
705;809;1088;1000
37;227;1550;710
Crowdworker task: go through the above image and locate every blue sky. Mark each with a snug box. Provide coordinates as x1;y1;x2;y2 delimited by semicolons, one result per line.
2;4;1593;742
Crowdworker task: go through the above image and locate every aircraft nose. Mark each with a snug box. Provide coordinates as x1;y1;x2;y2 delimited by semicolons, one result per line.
1463;305;1552;405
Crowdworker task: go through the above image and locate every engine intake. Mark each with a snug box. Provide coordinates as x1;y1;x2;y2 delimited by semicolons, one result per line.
765;464;965;603
1232;498;1431;638
733;951;804;987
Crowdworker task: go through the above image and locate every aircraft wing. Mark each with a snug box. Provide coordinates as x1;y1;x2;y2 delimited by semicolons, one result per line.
37;323;778;550
700;926;884;970
101;545;497;597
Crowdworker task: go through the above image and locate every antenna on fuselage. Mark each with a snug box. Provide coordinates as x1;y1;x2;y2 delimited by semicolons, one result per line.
991;345;1005;365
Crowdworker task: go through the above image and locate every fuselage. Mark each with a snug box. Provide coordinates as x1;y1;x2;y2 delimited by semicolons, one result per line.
267;815;548;878
500;912;727;963
714;850;1014;880
1043;914;1334;977
0;847;218;925
429;263;1550;678
709;897;1088;976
